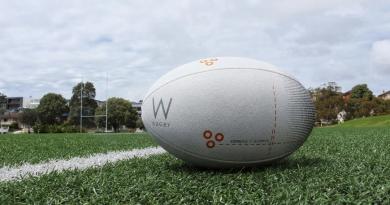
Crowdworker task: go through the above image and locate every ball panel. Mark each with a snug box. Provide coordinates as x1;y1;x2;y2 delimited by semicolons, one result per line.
143;57;289;104
148;126;296;168
143;69;276;162
284;78;316;145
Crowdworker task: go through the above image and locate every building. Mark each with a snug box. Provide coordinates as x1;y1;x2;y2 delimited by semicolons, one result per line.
6;97;23;111
342;90;352;103
24;97;40;109
378;91;390;100
95;100;106;107
132;100;142;117
0;102;5;110
0;111;21;128
0;96;6;110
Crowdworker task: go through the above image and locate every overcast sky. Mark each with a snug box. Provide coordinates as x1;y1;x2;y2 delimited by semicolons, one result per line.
0;0;389;101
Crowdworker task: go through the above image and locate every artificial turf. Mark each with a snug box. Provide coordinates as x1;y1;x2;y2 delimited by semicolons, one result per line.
1;127;389;204
0;133;156;166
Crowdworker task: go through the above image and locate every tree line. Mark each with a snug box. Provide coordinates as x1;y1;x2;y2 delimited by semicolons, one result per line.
2;81;389;132
310;82;390;123
17;82;142;133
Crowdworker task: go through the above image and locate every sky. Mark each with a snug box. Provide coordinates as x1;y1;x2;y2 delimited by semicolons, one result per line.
0;0;389;101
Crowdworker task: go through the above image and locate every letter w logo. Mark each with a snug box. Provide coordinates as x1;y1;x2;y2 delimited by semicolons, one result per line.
153;97;173;120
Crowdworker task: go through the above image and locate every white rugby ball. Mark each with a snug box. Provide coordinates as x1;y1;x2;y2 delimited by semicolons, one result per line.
142;57;315;168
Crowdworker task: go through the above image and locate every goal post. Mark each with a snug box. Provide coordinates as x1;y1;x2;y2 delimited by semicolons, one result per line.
79;73;109;133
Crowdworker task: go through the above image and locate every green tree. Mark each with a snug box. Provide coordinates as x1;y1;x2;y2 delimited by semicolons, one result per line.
0;108;5;115
351;84;373;100
136;118;144;130
95;97;138;132
19;108;39;129
374;98;390;115
346;98;376;118
347;97;390;118
37;93;68;125
69;82;98;128
0;92;7;113
345;84;376;118
313;83;344;122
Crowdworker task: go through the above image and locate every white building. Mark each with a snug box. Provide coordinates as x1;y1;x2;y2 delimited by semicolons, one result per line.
131;100;142;117
24;97;40;109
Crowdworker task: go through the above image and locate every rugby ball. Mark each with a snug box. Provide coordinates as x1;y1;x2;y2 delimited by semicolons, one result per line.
142;57;315;168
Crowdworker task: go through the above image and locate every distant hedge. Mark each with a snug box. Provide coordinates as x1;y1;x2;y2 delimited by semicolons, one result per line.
33;124;80;133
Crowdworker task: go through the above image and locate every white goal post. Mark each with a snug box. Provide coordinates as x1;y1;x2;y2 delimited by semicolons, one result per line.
79;74;109;133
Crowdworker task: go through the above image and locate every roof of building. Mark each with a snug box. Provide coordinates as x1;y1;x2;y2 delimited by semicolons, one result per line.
343;90;352;96
6;97;23;99
131;100;143;106
378;91;390;97
0;111;20;120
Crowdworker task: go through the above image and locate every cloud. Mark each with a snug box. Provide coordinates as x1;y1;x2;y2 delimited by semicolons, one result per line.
0;0;389;101
371;40;390;74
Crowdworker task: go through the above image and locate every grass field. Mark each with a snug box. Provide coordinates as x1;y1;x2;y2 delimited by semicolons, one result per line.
0;133;156;166
1;125;389;204
338;115;390;128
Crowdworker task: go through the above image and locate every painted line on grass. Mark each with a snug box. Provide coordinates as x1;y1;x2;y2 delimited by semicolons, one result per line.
0;146;166;182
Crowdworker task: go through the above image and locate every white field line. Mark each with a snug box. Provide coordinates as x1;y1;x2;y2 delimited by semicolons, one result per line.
0;147;166;182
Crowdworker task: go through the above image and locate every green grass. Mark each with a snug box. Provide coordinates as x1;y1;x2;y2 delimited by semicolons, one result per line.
0;133;156;166
1;127;389;204
339;114;390;128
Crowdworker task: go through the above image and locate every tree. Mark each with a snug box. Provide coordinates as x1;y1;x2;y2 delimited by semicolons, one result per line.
347;96;390;118
95;97;138;132
346;98;375;118
19;108;39;129
136;118;144;130
323;82;342;93
374;98;390;115
313;82;344;122
37;93;68;125
0;108;5;115
0;92;7;113
351;84;373;100
69;82;98;128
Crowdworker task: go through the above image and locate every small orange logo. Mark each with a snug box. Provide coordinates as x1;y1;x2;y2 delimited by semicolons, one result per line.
202;130;224;148
215;133;224;141
203;130;212;139
200;58;218;66
206;140;215;148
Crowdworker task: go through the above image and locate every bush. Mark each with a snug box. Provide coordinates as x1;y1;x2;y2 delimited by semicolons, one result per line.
61;125;80;133
33;124;47;133
127;128;136;133
33;124;80;133
136;118;144;129
8;122;19;131
346;97;390;119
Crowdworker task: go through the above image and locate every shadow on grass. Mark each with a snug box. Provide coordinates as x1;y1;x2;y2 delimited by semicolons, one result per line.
167;156;330;174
